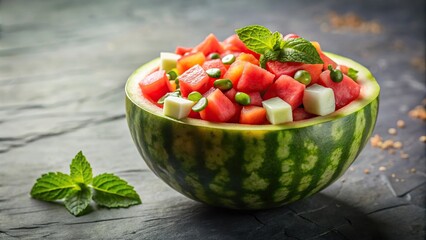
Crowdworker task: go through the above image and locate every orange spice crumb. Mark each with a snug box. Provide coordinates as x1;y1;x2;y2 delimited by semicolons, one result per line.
409;105;426;120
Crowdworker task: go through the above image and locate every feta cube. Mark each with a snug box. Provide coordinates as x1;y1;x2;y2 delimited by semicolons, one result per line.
160;52;181;72
303;84;335;116
163;96;194;119
262;97;293;124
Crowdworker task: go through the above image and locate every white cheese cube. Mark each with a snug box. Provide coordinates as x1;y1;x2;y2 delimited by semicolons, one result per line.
262;97;293;124
163;96;194;119
160;52;181;72
303;84;335;116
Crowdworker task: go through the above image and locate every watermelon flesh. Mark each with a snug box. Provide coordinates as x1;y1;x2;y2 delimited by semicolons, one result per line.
138;32;364;125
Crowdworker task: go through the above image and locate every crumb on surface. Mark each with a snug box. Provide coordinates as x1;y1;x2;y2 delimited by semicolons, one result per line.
388;128;397;135
400;152;409;159
378;166;387;172
409;105;426;120
393;141;403;149
364;168;370;174
396;120;405;128
326;11;383;34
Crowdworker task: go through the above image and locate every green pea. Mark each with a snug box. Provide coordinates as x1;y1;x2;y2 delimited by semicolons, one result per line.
328;64;343;82
188;91;203;102
192;97;208;112
167;70;178;80
222;54;236;65
294;70;311;85
213;79;233;91
235;92;251;106
206;68;221;78
208;52;221;59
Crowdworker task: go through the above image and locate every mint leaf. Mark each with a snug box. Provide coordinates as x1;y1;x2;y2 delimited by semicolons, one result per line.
236;25;324;66
260;49;281;68
91;173;141;208
31;151;142;217
31;172;78;201
64;185;92;216
348;67;359;81
70;151;93;185
279;38;323;64
236;25;277;53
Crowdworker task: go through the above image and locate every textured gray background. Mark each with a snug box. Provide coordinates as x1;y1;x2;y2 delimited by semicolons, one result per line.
0;0;425;239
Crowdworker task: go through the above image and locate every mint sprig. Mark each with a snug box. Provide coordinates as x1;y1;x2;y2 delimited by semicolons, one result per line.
236;25;323;68
30;151;141;216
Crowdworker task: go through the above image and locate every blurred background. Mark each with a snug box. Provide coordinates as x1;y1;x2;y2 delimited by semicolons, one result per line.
0;0;424;239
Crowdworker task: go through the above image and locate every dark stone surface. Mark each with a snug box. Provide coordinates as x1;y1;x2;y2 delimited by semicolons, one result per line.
0;0;424;239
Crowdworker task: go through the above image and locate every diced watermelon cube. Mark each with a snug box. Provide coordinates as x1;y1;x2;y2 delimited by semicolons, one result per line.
247;92;262;106
318;70;361;109
199;89;237;122
223;60;247;87
175;46;193;56
222;34;260;59
237;63;275;92
266;61;323;84
239;106;267;125
223;88;237;102
236;53;259;66
139;70;171;102
177;52;205;74
178;64;210;97
292;108;315;121
263;75;306;110
192;33;224;56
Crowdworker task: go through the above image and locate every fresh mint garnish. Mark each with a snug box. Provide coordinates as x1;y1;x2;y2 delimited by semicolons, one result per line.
348;67;359;81
30;172;78;201
70;151;93;185
92;173;141;208
30;151;141;216
64;184;92;216
236;25;323;68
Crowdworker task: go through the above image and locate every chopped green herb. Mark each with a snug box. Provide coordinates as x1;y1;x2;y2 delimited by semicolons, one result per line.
348;67;359;81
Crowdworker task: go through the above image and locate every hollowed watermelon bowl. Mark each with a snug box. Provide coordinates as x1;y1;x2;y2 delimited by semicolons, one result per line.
125;53;379;210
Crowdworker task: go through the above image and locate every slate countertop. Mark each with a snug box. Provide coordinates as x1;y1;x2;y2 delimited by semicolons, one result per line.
0;0;424;239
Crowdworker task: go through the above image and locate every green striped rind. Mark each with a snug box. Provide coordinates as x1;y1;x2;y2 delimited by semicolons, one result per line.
125;53;380;209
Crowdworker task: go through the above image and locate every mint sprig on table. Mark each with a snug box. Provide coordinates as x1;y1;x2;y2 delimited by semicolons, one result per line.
30;151;141;216
236;25;323;68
